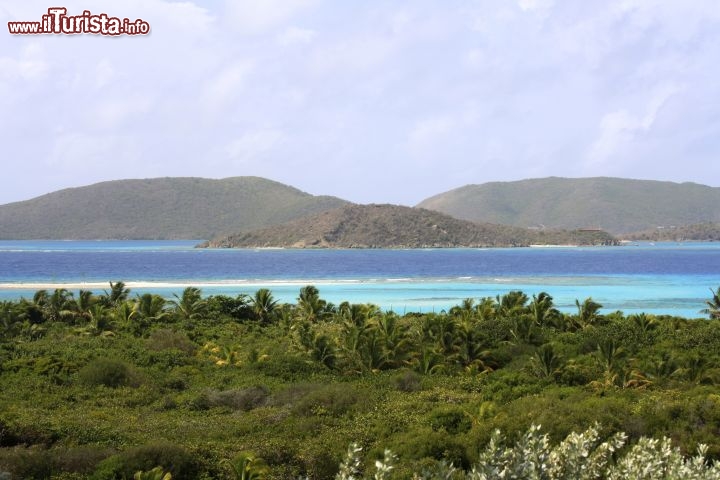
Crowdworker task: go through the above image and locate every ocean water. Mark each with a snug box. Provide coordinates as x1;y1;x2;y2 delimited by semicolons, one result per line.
0;240;718;318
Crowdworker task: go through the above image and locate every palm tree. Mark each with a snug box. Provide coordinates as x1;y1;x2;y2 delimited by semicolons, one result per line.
575;297;603;329
223;452;268;480
134;467;171;480
87;303;114;335
309;334;337;369
531;343;563;379
621;368;653;390
528;292;560;327
496;291;529;318
449;298;476;320
113;300;135;328
373;313;410;368
683;353;713;384
19;295;45;325
474;297;497;321
250;288;277;324
701;287;720;319
32;289;49;307
456;320;493;372
169;287;207;321
339;315;371;373
0;301;20;339
75;303;114;336
359;329;389;372
596;339;625;378
630;313;658;342
42;288;75;323
70;289;97;324
337;302;378;327
296;285;327;322
215;344;242;367
133;294;170;323
510;315;537;344
412;346;444;375
101;281;130;307
646;352;682;381
430;315;459;357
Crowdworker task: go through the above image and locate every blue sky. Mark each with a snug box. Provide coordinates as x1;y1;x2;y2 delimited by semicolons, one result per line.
1;0;719;205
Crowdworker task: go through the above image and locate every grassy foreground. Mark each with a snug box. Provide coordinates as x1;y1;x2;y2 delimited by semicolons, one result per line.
1;284;720;479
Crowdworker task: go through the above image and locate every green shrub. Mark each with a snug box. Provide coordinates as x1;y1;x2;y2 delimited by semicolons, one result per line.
0;447;54;479
53;446;111;476
479;370;543;403
293;384;360;417
205;294;253;321
269;383;320;407
253;439;301;478
251;353;324;380
301;448;339;480
205;386;270;411
0;445;109;477
389;430;470;469
428;407;472;434
161;371;189;391
394;370;422;392
143;350;193;370
91;442;198;480
188;392;211;411
0;419;57;447
78;359;134;388
147;329;196;355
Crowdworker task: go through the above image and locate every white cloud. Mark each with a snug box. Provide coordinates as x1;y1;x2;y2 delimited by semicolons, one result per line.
225;129;285;163
47;133;139;169
311;36;397;75
276;26;317;46
201;63;254;108
93;96;153;129
406;116;456;155
2;1;720;206
0;42;47;81
94;60;114;89
224;0;317;34
587;85;681;167
518;0;555;12
145;1;214;34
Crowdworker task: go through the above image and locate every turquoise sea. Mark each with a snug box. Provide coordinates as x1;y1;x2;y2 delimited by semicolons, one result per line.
0;240;718;318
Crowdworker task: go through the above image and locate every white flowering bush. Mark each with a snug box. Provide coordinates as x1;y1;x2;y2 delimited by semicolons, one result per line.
335;425;720;480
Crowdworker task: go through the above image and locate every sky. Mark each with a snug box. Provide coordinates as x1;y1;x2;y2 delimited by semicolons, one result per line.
1;0;719;206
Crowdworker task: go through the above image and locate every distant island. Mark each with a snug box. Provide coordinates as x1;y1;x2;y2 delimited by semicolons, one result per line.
417;177;720;234
621;222;720;242
199;204;618;249
0;176;718;241
0;177;348;240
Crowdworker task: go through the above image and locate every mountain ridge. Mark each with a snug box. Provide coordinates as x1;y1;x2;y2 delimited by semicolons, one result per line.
0;176;350;240
621;222;720;242
2;175;717;240
417;176;720;234
201;204;618;249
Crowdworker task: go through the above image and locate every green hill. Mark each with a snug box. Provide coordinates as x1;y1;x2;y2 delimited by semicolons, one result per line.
622;222;720;242
202;204;617;248
417;177;720;234
0;177;349;240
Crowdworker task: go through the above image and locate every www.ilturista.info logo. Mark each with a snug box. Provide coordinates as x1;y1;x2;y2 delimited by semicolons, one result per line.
8;8;150;35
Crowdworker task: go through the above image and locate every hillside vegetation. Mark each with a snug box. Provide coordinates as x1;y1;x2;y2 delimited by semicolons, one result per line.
417;177;720;234
0;177;349;240
202;204;617;248
1;284;720;478
622;222;720;242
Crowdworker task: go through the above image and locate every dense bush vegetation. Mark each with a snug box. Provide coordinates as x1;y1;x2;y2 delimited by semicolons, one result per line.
1;282;720;479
